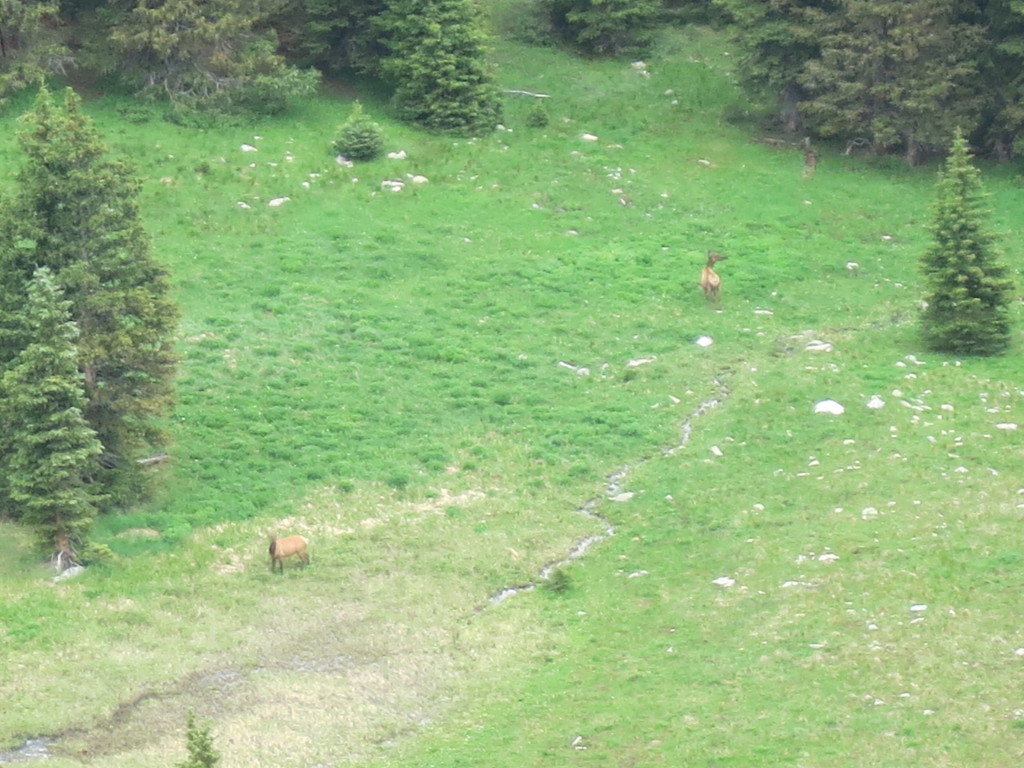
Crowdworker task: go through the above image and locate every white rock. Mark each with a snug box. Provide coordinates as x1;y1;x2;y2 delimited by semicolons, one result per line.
53;565;85;582
240;144;258;152
388;150;408;159
580;133;599;141
335;155;354;167
626;356;656;368
267;196;290;207
866;395;886;410
712;576;735;588
818;553;840;563
710;445;723;457
409;174;429;185
611;492;634;502
996;423;1018;430
805;340;834;353
695;335;714;347
814;399;845;415
236;201;252;209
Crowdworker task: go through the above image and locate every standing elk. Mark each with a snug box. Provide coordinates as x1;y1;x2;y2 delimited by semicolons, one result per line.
269;535;310;573
700;250;727;302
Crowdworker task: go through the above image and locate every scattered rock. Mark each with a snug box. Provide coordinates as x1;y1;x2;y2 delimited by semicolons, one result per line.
626;356;656;368
268;196;290;207
814;399;845;415
712;576;735;588
580;133;599;142
695;335;714;347
240;144;258;152
388;150;408;159
53;565;85;582
805;339;833;353
866;395;886;410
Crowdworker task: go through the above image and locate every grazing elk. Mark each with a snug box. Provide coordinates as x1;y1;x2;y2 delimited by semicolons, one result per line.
269;535;310;573
700;250;727;302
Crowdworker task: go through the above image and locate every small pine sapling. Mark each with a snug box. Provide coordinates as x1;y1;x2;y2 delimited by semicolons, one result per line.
333;102;385;162
919;131;1014;356
177;711;220;768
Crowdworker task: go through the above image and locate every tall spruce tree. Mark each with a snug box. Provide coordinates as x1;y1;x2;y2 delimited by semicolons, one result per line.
375;0;501;134
0;87;178;505
799;0;982;164
920;131;1013;355
714;0;842;133
0;268;102;566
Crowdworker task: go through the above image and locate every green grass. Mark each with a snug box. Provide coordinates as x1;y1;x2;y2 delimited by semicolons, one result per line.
1;22;1023;768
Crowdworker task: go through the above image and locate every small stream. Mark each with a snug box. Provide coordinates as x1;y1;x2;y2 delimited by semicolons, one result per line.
485;376;729;606
0;739;51;765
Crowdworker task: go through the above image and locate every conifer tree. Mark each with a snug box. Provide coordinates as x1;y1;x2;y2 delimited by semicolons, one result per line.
376;0;501;134
546;0;661;56
107;0;318;119
177;711;220;768
0;268;102;566
800;0;983;164
0;87;178;505
714;0;840;133
920;131;1013;355
0;0;73;95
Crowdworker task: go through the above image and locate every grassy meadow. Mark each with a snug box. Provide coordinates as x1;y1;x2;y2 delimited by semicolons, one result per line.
2;21;1024;768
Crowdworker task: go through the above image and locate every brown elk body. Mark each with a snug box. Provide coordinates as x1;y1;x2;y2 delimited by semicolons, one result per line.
700;250;727;301
269;535;309;573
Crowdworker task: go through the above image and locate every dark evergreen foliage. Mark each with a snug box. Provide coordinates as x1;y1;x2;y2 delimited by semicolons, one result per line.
799;0;981;164
716;0;1024;161
919;132;1013;356
714;0;840;133
0;268;102;559
545;0;661;56
0;87;178;505
272;0;386;72
106;0;319;119
376;0;501;134
0;0;73;95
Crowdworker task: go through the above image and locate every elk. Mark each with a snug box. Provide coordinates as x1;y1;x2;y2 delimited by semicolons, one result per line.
700;250;727;302
268;535;310;573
